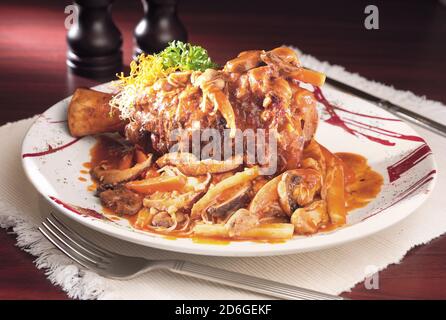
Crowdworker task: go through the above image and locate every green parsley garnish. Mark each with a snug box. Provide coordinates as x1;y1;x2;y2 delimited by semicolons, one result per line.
160;40;218;72
110;41;217;120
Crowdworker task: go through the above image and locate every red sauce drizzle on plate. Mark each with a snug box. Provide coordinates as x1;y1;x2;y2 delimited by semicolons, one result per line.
22;137;82;158
387;143;432;183
49;196;104;220
313;86;424;146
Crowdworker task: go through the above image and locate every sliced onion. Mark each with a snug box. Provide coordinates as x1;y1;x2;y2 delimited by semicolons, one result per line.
157;152;243;176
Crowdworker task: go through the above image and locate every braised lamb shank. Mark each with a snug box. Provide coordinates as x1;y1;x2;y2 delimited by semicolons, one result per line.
124;47;321;172
68;47;324;173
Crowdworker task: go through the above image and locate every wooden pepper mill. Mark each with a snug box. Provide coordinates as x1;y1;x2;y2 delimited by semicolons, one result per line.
66;0;123;78
134;0;188;57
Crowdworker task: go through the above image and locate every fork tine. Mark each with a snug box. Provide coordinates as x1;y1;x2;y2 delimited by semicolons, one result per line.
39;226;98;270
46;215;112;261
48;212;115;258
41;221;101;266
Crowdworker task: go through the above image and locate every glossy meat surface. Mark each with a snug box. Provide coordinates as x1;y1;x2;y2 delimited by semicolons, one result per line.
125;47;319;172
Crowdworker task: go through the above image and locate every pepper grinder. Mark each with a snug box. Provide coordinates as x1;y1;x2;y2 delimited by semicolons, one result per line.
66;0;122;78
134;0;188;57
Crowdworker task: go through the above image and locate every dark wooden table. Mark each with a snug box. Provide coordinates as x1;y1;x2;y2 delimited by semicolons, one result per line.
0;0;445;300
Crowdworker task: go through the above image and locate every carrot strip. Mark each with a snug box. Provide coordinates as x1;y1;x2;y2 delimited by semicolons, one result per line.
126;175;186;194
289;68;326;87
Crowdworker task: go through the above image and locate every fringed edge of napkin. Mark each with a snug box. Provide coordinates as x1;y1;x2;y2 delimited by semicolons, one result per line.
0;117;107;299
0;49;445;300
0;212;107;300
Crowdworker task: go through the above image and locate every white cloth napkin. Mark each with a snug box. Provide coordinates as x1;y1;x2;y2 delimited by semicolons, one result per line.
1;52;446;300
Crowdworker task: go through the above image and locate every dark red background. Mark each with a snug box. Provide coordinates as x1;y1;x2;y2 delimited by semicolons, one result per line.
0;0;445;299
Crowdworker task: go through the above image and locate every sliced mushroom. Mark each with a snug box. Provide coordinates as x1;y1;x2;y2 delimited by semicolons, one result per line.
277;172;301;216
224;208;259;237
99;187;143;216
151;211;174;228
260;47;325;86
277;169;322;216
191;166;260;219
249;174;282;217
156;152;243;176
260;46;300;73
207;183;252;218
91;155;153;185
291;200;329;235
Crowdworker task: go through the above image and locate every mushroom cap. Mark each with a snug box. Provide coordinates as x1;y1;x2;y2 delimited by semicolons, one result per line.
207;183;252;219
278;171;302;216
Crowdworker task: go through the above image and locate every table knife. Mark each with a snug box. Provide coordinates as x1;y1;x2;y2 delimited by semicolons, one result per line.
325;77;446;138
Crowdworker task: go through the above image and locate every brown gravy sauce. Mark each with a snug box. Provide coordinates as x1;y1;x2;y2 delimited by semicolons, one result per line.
336;152;383;212
88;137;383;243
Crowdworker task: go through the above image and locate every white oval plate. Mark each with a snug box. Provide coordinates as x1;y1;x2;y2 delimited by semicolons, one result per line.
22;83;437;256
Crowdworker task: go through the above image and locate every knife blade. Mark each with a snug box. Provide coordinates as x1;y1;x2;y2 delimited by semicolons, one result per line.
325;77;446;139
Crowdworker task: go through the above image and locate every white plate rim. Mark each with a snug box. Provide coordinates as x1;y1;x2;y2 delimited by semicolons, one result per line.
21;84;438;257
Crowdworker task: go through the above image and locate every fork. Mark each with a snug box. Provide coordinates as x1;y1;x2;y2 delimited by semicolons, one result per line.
39;213;345;300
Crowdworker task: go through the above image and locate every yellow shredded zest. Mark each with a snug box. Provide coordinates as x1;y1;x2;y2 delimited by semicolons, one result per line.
109;41;217;121
109;54;177;120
